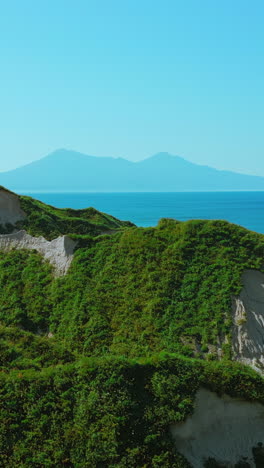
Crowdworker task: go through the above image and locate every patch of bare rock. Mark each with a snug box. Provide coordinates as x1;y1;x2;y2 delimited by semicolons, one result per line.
171;388;264;467
233;269;264;372
0;188;25;225
0;230;76;276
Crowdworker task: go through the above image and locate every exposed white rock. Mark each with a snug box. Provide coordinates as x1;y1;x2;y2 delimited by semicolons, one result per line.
233;269;264;372
0;188;25;225
171;388;264;467
0;230;76;276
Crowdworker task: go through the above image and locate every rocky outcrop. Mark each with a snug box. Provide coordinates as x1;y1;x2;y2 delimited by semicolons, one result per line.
0;230;76;276
232;269;264;373
171;388;264;467
0;187;76;275
0;188;25;226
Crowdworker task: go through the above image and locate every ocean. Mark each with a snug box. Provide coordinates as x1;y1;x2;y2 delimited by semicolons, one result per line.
20;191;264;234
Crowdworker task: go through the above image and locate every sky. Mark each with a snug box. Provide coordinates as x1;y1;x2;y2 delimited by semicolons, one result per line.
0;0;264;175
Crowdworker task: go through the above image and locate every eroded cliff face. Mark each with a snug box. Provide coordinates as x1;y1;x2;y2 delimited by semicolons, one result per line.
0;188;25;226
0;230;76;276
232;270;264;373
0;188;76;276
171;388;264;468
172;272;264;466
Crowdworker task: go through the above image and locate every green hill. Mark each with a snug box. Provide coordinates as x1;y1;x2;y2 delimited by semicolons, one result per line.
1;188;264;467
0;185;133;239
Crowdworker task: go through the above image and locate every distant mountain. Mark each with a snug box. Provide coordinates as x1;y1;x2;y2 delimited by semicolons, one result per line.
1;149;264;191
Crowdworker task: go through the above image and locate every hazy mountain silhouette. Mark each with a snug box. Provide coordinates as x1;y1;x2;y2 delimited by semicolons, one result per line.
1;149;264;192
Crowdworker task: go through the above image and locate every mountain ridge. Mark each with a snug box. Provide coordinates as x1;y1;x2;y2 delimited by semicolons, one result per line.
1;148;264;192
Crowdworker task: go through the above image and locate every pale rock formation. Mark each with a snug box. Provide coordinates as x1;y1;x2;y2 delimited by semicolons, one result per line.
0;230;76;276
233;269;264;372
171;388;264;467
0;187;76;275
0;188;25;225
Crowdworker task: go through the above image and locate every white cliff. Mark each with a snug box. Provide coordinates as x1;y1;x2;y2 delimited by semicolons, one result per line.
232;269;264;372
0;188;76;276
0;230;76;276
171;388;264;467
0;188;25;225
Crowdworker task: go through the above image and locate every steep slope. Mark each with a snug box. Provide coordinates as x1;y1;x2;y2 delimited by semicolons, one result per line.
0;187;133;276
0;186;25;225
1;149;264;191
171;387;264;467
0;186;133;238
233;270;264;372
2;191;264;466
1;198;264;365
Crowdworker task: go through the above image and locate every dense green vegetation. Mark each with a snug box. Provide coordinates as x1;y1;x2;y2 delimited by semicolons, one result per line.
1;352;264;467
0;189;133;239
2;217;264;358
1;191;264;466
18;196;133;239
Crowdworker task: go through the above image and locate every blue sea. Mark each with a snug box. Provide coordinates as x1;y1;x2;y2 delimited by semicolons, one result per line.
20;192;264;234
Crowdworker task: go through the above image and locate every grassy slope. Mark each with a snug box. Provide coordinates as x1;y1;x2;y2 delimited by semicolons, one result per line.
1;352;264;467
1;194;264;466
2;217;263;358
0;191;134;239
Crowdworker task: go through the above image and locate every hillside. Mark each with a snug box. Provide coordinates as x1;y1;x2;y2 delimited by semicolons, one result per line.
0;186;133;239
1;149;264;191
1;189;264;466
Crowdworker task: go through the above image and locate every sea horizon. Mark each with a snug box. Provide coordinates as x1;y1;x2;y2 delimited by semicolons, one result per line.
17;191;264;234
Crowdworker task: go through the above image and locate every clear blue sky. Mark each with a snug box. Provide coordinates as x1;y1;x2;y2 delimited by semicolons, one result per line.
0;0;263;174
